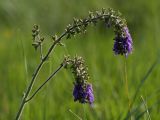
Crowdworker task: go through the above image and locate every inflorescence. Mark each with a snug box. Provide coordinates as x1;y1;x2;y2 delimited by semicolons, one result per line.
32;8;133;56
113;27;133;56
32;25;44;50
62;8;133;56
64;56;94;104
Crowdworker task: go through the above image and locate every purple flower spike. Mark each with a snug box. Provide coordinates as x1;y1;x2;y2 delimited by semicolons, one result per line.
113;27;133;56
73;83;94;104
86;84;94;104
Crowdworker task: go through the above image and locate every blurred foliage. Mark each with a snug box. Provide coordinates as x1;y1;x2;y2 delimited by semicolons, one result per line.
0;0;159;33
0;0;160;119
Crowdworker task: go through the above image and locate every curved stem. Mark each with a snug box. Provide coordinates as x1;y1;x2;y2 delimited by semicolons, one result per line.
25;63;64;102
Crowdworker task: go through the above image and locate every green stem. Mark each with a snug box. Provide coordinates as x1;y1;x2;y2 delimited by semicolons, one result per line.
15;61;44;120
124;57;131;118
25;63;64;102
15;32;66;120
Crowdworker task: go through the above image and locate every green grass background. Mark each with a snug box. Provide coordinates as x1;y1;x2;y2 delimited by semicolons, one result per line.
0;0;160;119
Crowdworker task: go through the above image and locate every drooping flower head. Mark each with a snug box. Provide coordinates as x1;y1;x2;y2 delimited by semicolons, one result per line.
64;56;94;105
73;83;94;104
113;27;133;56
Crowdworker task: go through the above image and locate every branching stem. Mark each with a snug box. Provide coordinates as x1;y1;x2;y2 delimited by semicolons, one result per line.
15;32;66;120
25;62;64;102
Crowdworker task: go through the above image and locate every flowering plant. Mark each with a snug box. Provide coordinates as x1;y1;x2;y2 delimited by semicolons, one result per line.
15;8;132;120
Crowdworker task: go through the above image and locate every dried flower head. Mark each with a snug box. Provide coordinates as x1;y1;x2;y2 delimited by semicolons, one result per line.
32;25;44;50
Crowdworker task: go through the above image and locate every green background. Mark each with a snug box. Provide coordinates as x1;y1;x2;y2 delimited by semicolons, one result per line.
0;0;160;119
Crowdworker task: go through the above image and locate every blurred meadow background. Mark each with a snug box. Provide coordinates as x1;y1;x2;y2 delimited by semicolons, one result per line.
0;0;160;119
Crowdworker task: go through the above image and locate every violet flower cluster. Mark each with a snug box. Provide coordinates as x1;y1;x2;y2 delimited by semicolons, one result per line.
64;8;133;56
63;9;133;105
73;83;94;104
64;56;94;104
113;27;133;56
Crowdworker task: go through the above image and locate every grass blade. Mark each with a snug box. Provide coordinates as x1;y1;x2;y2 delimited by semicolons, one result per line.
125;59;159;120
